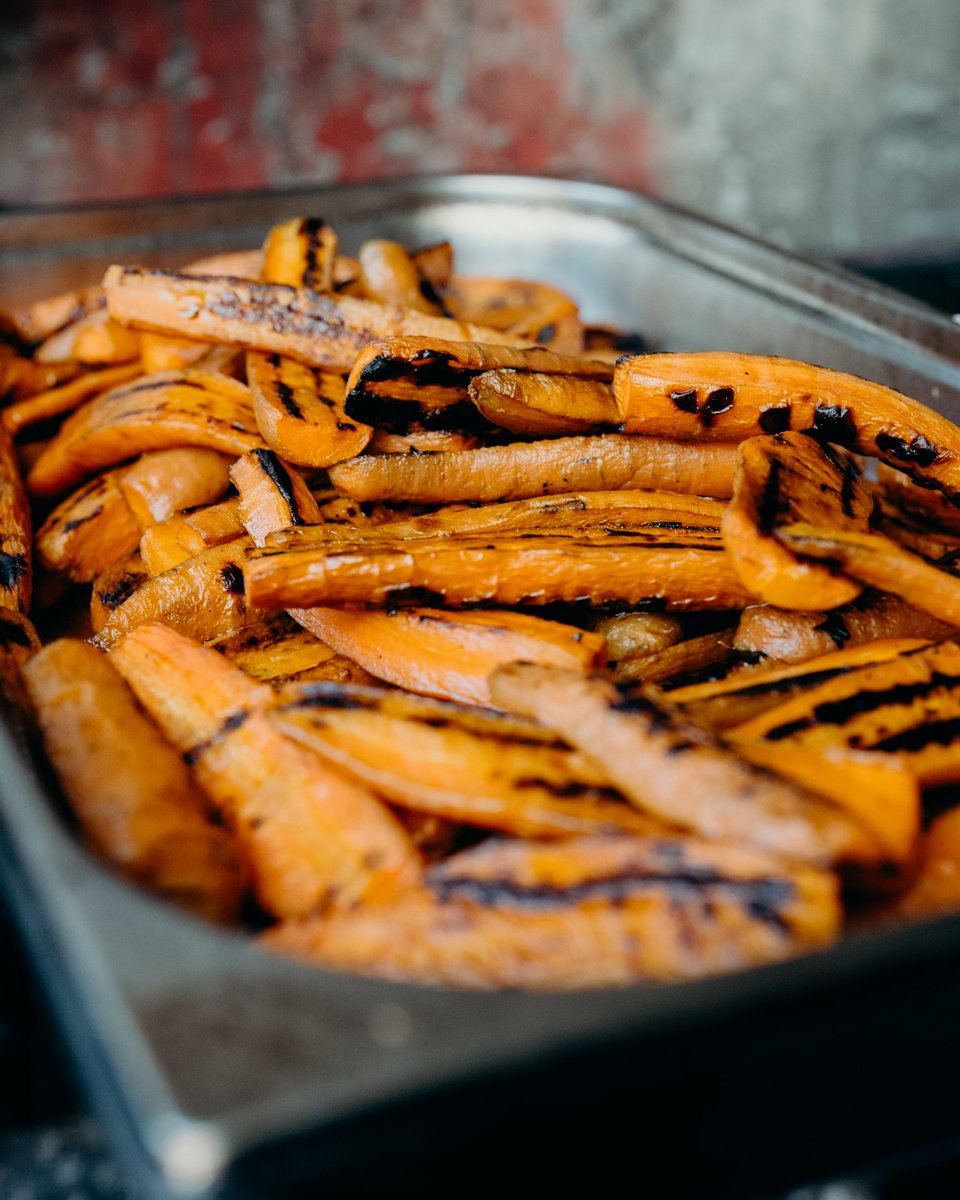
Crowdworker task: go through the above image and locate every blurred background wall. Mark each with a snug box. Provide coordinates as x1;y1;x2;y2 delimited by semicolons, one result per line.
1;0;958;263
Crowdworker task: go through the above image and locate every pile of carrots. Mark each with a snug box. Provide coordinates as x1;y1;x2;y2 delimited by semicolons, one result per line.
3;215;960;990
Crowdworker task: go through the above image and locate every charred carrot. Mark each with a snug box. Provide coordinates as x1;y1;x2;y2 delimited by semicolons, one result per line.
102;266;528;373
263;834;840;989
327;435;739;503
489;662;875;866
0;423;32;612
26;369;263;497
467;370;623;437
2;363;142;437
108;623;421;917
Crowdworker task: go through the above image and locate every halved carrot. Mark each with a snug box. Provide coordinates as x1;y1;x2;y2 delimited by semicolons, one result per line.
102;266;528;373
90;553;149;634
468;370;623;436
367;429;480;454
209;612;337;683
8;287;105;346
1;356;82;404
245;352;371;468
118;447;233;527
36;468;141;583
23;639;247;923
327;435;739;503
357;239;447;316
489;662;874;866
230;448;322;546
722;433;871;609
2;363;142;437
344;336;612;431
445;276;583;352
614;629;738;686
729;640;960;790
272;681;662;840
292;606;604;706
139;497;245;575
27;369;262;497
668;638;931;730
262;217;337;291
266;490;725;548
616;352;960;505
263;833;840;989
776;524;960;628
92;537;256;649
246;528;753;612
108;622;421;917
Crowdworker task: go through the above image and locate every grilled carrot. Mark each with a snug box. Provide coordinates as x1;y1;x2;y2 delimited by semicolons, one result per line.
230;448;322;546
23;639;247;922
445;276;582;352
468;370;622;437
1;356;82;404
27;370;262;497
776;524;960;628
262;217;337;292
245;353;371;468
8;287;105;346
489;662;875;866
367;429;481;454
327;435;739;503
668;638;932;730
2;363;142;437
265;489;726;547
616;352;960;506
896;807;960;919
108;623;421;917
118;446;232;526
344;336;611;431
89;553;149;634
357;239;448;316
292;606;604;706
139;497;245;575
734;594;955;663
723;433;871;609
729;640;960;789
102;266;528;373
246;527;753;612
272;681;662;840
36;468;141;583
263;834;840;989
0;423;32;612
615;629;738;686
92;537;256;649
209;612;337;684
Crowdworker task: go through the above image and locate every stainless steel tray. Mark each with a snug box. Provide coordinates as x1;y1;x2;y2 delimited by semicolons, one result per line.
3;175;960;1200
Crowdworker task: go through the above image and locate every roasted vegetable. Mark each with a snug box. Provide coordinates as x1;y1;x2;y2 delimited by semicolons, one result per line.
263;834;841;989
109;622;421;918
0;422;32;612
328;435;738;504
23;639;247;922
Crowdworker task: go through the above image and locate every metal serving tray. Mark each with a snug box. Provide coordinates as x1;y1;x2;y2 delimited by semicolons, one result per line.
3;176;960;1200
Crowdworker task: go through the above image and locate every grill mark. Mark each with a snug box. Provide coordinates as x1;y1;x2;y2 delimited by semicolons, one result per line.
873;717;960;754
61;505;104;533
757;458;785;534
0;614;33;648
274;380;303;419
669;388;698;414
839;459;861;517
97;571;146;610
809;404;858;447
876;432;940;468
703;663;857;701
184;707;251;765
0;552;28;591
429;867;795;930
762;668;960;740
219;563;245;594
252;447;303;525
759;405;791;434
300;216;328;290
701;387;734;426
814;611;850;649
